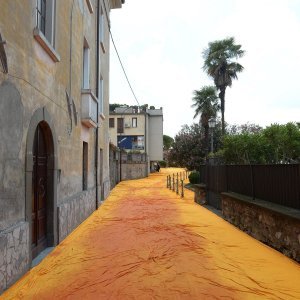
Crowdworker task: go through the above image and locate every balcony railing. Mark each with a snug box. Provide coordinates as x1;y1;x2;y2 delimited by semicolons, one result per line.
81;89;98;128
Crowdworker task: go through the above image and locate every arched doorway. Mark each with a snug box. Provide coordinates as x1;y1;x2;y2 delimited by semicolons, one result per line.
26;107;58;262
32;123;48;258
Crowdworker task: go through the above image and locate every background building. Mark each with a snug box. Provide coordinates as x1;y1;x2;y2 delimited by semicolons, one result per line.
109;106;163;174
0;0;123;292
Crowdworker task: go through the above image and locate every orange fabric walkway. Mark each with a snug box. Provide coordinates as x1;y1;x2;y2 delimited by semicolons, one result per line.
3;168;300;299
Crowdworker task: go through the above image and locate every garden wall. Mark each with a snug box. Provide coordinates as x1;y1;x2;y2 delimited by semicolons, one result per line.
222;192;300;262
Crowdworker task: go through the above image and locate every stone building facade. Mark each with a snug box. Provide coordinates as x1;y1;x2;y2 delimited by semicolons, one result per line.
0;0;124;292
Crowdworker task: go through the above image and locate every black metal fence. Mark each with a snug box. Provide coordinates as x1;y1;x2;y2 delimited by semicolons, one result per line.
199;164;300;210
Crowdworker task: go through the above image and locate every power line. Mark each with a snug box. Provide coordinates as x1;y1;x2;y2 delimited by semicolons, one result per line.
102;1;140;107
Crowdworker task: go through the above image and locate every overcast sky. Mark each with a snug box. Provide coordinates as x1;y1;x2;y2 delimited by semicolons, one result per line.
110;0;300;138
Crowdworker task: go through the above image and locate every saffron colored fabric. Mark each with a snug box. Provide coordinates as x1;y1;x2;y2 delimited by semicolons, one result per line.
3;168;300;299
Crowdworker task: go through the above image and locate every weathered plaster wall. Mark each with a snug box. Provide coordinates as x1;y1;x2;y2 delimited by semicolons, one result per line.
0;82;24;231
222;193;300;262
0;1;96;204
0;0;116;292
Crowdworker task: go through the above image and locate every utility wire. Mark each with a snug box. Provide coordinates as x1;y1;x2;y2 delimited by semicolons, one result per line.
102;1;140;107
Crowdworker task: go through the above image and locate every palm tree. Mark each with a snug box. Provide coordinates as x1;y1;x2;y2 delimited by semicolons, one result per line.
203;37;245;135
191;86;220;154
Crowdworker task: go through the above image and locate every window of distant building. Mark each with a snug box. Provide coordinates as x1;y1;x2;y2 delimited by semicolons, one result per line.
109;118;115;128
132;117;137;128
34;0;60;62
117;118;124;133
82;38;90;89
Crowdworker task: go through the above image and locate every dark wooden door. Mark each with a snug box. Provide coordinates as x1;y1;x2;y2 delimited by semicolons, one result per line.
32;124;48;259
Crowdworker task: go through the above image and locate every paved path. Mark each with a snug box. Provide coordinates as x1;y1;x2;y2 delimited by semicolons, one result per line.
3;168;300;299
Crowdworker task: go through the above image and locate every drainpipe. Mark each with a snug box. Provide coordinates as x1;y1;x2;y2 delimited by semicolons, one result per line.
95;0;100;209
144;111;148;172
68;0;76;134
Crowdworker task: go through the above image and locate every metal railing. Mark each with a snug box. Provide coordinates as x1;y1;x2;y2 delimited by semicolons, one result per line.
199;163;300;210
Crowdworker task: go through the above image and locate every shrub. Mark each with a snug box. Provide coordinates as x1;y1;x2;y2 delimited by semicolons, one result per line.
188;171;200;184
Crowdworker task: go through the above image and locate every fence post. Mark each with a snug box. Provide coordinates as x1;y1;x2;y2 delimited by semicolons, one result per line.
169;176;172;190
176;178;179;194
225;165;228;192
172;174;175;192
181;180;184;198
167;176;169;188
250;164;255;200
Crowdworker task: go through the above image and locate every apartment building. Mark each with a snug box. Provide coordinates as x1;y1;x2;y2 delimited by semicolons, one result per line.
0;0;124;291
109;106;164;173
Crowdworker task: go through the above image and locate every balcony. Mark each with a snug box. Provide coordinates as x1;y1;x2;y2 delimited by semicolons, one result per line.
81;89;98;128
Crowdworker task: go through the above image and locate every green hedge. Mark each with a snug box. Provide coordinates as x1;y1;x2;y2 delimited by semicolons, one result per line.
188;171;200;184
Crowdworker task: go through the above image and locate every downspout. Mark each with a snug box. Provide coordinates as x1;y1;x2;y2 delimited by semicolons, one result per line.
95;0;100;209
144;111;148;172
68;0;76;134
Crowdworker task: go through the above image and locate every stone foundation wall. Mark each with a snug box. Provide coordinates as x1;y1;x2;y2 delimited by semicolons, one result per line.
103;179;110;200
121;162;148;181
222;193;300;262
58;189;96;242
192;184;206;205
0;222;29;292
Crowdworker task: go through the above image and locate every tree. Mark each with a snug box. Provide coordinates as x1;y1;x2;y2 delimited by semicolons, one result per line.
109;103;129;112
203;37;245;135
220;123;300;164
263;123;300;163
168;124;205;170
227;123;263;135
191;86;220;154
163;135;174;151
